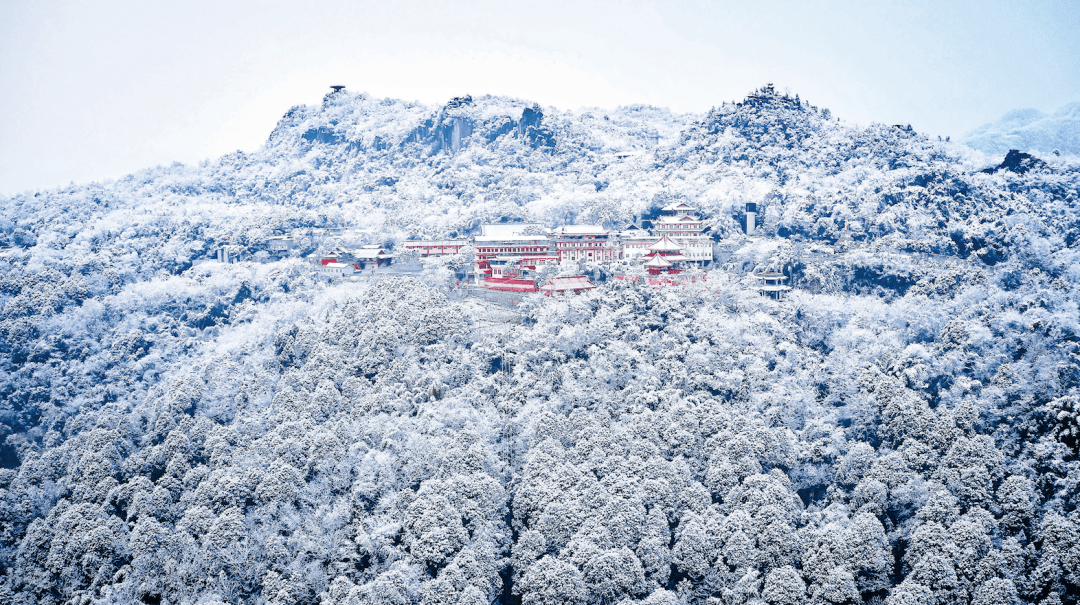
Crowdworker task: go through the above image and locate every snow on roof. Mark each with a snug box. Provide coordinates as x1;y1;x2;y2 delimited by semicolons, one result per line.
403;240;468;246
661;202;696;211
643;255;672;267
353;248;389;258
322;262;351;269
485;278;538;292
493;283;537;292
553;224;608;236
648;235;685;251
541;276;596;291
655;214;699;223
480;223;544;238
475;236;551;244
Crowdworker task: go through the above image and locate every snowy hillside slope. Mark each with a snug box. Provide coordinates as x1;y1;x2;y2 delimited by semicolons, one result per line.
0;86;1079;605
963;102;1080;157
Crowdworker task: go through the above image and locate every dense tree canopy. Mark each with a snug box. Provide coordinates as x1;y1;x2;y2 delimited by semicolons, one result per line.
1;87;1078;604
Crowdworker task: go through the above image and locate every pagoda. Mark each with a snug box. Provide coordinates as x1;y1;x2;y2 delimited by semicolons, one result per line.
645;235;687;260
641;235;686;274
643;254;674;275
651;203;712;263
755;271;791;300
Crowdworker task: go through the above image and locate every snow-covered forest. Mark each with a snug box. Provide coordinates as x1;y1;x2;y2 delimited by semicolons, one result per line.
1;86;1079;605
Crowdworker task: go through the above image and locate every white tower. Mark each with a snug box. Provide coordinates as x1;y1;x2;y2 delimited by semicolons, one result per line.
745;202;757;236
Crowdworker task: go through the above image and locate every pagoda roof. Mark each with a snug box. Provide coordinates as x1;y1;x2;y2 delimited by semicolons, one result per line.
661;202;696;212
648;235;686;251
655;214;699;224
643;255;672;267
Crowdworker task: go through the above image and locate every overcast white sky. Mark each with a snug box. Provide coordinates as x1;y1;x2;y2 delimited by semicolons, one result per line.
1;0;1077;195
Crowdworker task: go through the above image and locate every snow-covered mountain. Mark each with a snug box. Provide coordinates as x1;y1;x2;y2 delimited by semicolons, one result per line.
1;86;1079;605
963;102;1080;157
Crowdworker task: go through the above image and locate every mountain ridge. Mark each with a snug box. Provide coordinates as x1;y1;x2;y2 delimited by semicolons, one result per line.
962;101;1080;157
0;86;1079;605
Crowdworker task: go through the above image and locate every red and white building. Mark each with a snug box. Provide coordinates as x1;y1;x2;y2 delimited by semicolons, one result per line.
645;235;688;261
483;275;539;292
352;246;392;269
643;254;675;275
318;246;353;265
640;235;689;276
474;224;552;287
652;202;712;264
474;225;551;260
550;225;618;263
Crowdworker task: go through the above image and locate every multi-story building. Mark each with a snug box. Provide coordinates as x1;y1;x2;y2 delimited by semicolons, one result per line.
617;224;657;260
550;225;618;263
652;202;713;264
642;235;688;275
474;224;552;258
474;224;552;279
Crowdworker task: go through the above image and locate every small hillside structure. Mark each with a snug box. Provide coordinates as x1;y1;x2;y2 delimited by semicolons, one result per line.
756;271;791;300
352;247;392;269
320;262;355;278
268;236;296;254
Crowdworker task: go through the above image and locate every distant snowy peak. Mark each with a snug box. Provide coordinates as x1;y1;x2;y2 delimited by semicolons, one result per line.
264;90;690;157
963;102;1080;156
